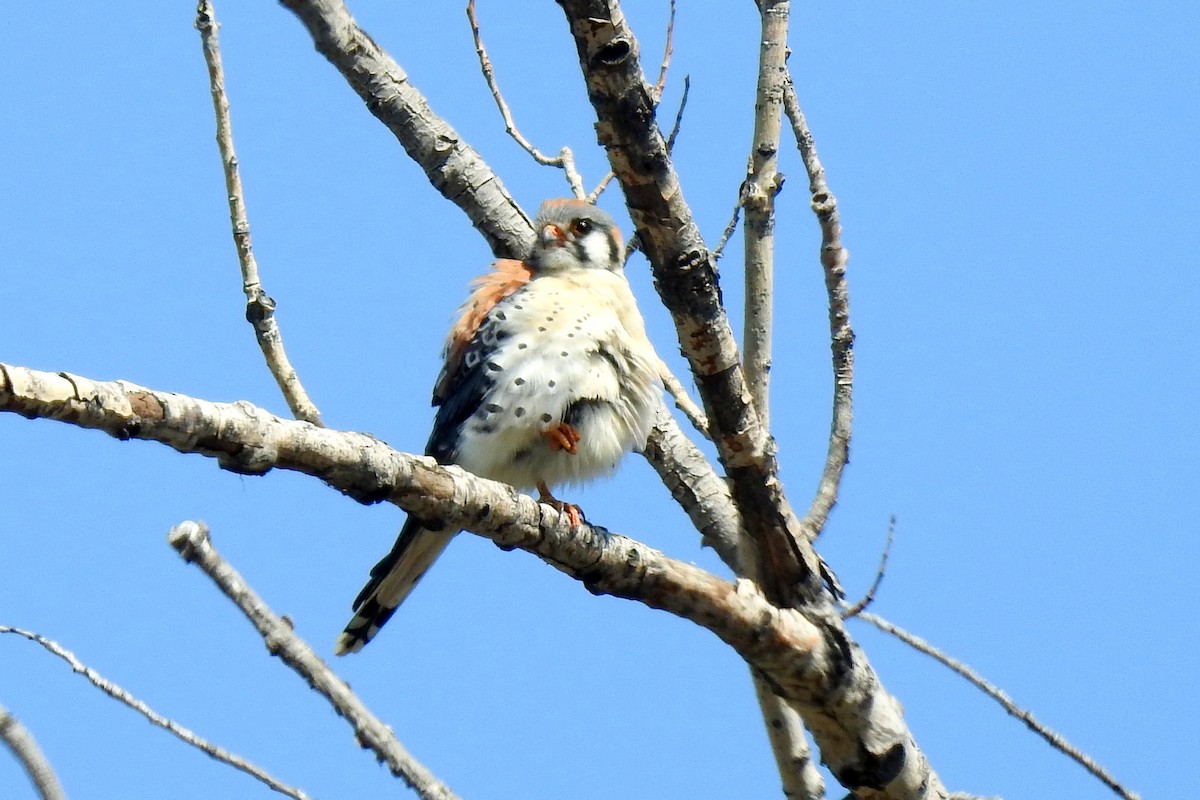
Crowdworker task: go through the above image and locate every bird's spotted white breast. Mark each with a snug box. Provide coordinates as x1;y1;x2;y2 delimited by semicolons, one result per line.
449;269;659;489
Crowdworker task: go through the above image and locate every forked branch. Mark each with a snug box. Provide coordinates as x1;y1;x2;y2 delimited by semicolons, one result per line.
466;0;585;198
280;0;736;559
555;0;827;608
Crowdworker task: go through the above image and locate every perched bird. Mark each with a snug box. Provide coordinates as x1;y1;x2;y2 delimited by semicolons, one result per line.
335;199;661;654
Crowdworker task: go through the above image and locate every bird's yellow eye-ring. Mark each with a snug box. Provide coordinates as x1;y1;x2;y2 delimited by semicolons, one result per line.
570;218;593;236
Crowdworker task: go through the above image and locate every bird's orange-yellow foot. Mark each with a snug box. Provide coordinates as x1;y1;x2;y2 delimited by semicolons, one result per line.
544;422;582;455
537;480;585;528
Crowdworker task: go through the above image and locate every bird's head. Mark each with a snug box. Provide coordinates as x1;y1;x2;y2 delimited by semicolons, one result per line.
528;199;624;274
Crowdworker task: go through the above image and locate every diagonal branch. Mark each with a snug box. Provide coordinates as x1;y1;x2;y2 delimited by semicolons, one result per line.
857;612;1142;800
197;0;324;427
280;0;532;259
841;516;895;620
0;626;309;800
0;361;948;799
0;704;66;800
555;0;826;609
166;522;460;800
651;0;676;101
641;401;740;569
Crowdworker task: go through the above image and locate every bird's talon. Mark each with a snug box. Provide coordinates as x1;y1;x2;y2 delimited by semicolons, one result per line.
545;422;582;455
537;482;586;528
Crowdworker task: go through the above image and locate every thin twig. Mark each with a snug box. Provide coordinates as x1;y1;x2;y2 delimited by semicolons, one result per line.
712;198;742;262
466;0;585;198
658;358;710;439
841;515;895;619
0;625;310;800
665;74;691;154
856;612;1142;800
741;0;790;431
0;704;66;800
586;172;616;204
166;521;461;800
782;72;853;543
652;0;677;101
195;0;324;426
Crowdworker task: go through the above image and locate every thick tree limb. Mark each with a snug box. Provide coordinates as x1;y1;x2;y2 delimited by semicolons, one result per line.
166;522;459;800
0;704;66;800
0;361;948;799
555;0;826;610
280;0;532;259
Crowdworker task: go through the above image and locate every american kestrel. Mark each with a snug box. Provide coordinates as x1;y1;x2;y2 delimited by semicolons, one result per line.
335;199;661;654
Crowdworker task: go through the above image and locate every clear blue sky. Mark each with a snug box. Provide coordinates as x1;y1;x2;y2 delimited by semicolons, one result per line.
2;3;1196;798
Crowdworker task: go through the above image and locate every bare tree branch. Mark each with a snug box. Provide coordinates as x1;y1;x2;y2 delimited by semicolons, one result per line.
657;360;711;439
0;626;309;800
196;0;325;427
782;74;853;543
0;361;949;799
840;515;895;619
711;195;742;261
586;170;617;204
857;612;1142;800
166;521;460;800
280;0;533;259
651;0;676;101
465;0;585;198
555;0;827;609
716;30;817;786
750;676;825;799
276;0;736;563
588;1;676;206
664;73;691;154
742;0;790;430
641;401;742;569
0;704;66;800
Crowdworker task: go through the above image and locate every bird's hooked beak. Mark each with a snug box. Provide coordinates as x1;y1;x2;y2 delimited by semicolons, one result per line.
539;223;566;249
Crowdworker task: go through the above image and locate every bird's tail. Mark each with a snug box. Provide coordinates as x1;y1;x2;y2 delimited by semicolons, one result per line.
334;518;456;655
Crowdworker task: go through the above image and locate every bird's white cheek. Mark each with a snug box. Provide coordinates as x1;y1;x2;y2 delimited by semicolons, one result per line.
579;232;615;269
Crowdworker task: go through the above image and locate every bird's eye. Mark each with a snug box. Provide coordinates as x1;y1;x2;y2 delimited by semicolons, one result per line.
570;218;593;236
